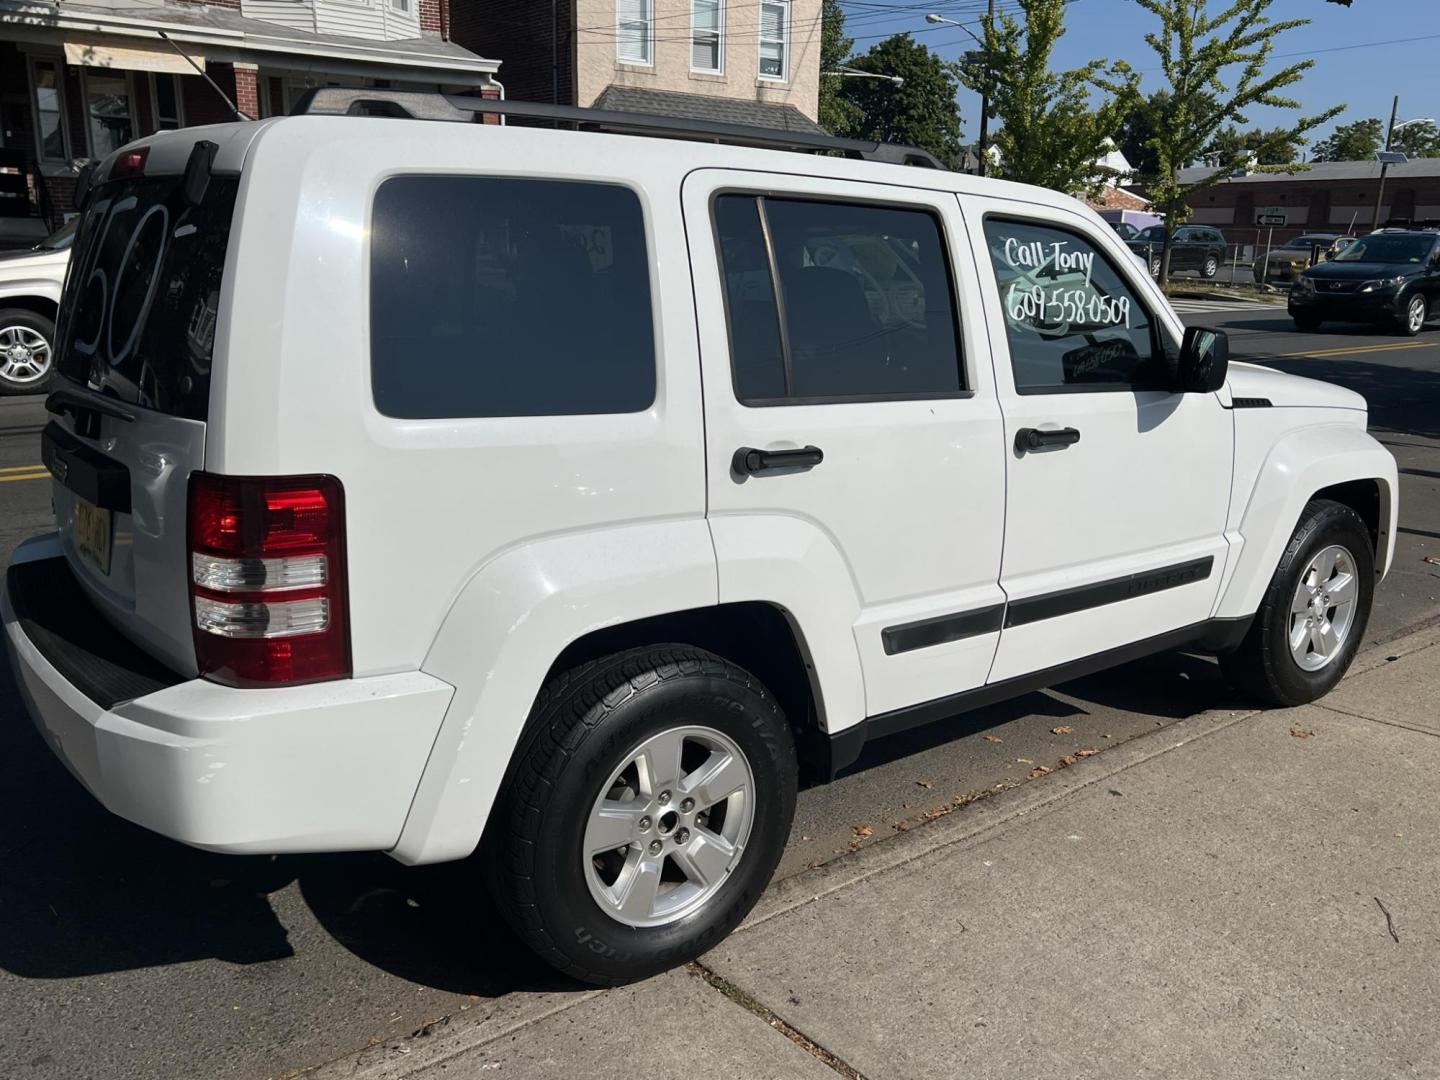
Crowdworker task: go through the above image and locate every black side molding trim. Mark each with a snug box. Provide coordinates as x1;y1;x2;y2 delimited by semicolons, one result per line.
39;421;132;514
1228;397;1273;409
882;604;1005;656
828;618;1234;775
1004;557;1213;628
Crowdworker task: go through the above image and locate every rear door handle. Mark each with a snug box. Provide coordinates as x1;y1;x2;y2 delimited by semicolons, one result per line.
733;445;824;476
1015;427;1080;454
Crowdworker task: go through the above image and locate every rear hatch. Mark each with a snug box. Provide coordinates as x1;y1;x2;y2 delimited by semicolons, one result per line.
44;136;245;676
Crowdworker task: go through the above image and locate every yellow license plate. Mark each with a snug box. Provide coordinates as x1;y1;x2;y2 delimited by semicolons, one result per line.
73;498;113;576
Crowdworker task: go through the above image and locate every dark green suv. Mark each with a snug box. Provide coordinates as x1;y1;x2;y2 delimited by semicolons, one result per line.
1127;225;1228;279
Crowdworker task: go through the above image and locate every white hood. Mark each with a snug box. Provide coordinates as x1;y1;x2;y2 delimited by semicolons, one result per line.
1227;361;1367;412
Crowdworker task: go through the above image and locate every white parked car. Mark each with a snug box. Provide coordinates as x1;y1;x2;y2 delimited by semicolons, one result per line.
3;94;1399;986
0;218;73;394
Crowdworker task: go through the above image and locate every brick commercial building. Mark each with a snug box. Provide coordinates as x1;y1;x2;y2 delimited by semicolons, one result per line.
0;0;499;244
455;0;824;134
1152;159;1440;256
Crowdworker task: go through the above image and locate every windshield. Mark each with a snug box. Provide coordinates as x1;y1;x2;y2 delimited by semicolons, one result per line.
1137;226;1167;242
1284;235;1331;250
34;217;79;251
1332;234;1436;264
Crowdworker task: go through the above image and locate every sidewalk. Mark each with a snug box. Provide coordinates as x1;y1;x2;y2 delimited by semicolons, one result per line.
313;626;1440;1080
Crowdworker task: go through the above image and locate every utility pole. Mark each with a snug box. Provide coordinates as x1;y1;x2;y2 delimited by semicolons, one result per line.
976;0;993;177
926;3;993;177
1372;94;1399;230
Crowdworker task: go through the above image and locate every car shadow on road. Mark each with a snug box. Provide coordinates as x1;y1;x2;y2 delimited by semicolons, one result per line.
0;669;578;997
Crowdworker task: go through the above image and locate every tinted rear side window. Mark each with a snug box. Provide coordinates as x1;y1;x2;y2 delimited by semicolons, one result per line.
57;175;239;421
370;176;656;419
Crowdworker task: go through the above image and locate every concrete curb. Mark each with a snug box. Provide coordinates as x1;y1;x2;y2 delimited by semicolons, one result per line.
298;621;1440;1080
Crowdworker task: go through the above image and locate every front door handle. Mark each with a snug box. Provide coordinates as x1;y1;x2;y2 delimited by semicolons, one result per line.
1015;427;1081;454
733;445;824;476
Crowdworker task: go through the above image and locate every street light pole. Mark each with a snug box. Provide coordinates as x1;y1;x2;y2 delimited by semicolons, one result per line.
925;5;992;176
1372;95;1400;231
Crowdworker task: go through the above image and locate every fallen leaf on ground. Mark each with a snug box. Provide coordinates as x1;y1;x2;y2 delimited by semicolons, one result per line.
1424;555;1440;565
915;780;933;789
1016;757;1034;765
1290;727;1313;739
1075;748;1100;758
1028;765;1053;778
1051;725;1073;735
983;734;1003;744
852;824;874;839
1059;754;1078;767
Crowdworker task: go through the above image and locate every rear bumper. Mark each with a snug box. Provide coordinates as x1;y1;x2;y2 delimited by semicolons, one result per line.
3;536;453;854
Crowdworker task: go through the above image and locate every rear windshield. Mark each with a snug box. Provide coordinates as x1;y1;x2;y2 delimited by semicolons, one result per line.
56;174;240;421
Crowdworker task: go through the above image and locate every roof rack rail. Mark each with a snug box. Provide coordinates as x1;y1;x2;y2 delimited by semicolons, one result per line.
289;88;946;170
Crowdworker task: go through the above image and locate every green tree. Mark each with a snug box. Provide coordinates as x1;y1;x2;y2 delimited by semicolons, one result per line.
817;0;860;134
836;34;964;169
959;0;1132;195
1310;118;1383;161
1206;125;1305;166
1098;0;1342;283
1391;119;1440;159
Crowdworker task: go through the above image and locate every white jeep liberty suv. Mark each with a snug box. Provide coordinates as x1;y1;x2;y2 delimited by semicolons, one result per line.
2;92;1398;986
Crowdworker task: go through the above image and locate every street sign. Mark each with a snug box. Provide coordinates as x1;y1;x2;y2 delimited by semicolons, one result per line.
1256;206;1287;226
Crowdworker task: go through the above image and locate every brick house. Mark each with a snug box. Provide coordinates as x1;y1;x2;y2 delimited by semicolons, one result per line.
1143;159;1440;254
0;0;500;243
454;0;824;133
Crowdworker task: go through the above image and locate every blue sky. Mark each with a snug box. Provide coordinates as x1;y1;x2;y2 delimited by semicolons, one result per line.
836;0;1440;146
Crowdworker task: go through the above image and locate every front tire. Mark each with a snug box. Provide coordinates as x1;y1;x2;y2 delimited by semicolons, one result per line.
1292;314;1322;332
1399;292;1427;336
1221;500;1374;707
0;308;56;396
490;645;797;986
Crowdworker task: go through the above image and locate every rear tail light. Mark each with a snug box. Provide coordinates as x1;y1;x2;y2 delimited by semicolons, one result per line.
187;472;351;687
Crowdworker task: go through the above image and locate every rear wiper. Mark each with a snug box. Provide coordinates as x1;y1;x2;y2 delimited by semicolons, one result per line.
46;385;136;438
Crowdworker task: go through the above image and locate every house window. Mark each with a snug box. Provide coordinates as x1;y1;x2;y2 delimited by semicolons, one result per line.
151;73;183;131
692;0;723;73
390;0;410;12
83;71;134;157
30;58;70;163
617;0;654;65
758;0;789;81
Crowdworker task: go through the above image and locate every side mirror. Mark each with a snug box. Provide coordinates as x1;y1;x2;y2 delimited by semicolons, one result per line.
1178;326;1228;393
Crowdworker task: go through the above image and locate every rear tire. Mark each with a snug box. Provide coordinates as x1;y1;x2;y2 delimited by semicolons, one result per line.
0;308;56;396
1220;500;1374;707
489;645;797;986
1202;254;1220;279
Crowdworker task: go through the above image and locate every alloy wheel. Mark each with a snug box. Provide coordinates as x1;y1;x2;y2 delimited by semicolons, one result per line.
0;324;51;386
1288;544;1358;672
1407;295;1426;334
583;725;755;928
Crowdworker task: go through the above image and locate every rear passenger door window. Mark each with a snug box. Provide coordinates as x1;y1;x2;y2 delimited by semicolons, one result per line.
983;218;1165;393
370;176;655;419
714;194;964;403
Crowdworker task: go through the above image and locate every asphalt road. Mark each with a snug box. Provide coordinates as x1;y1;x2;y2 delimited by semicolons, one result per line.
2;305;1439;1080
